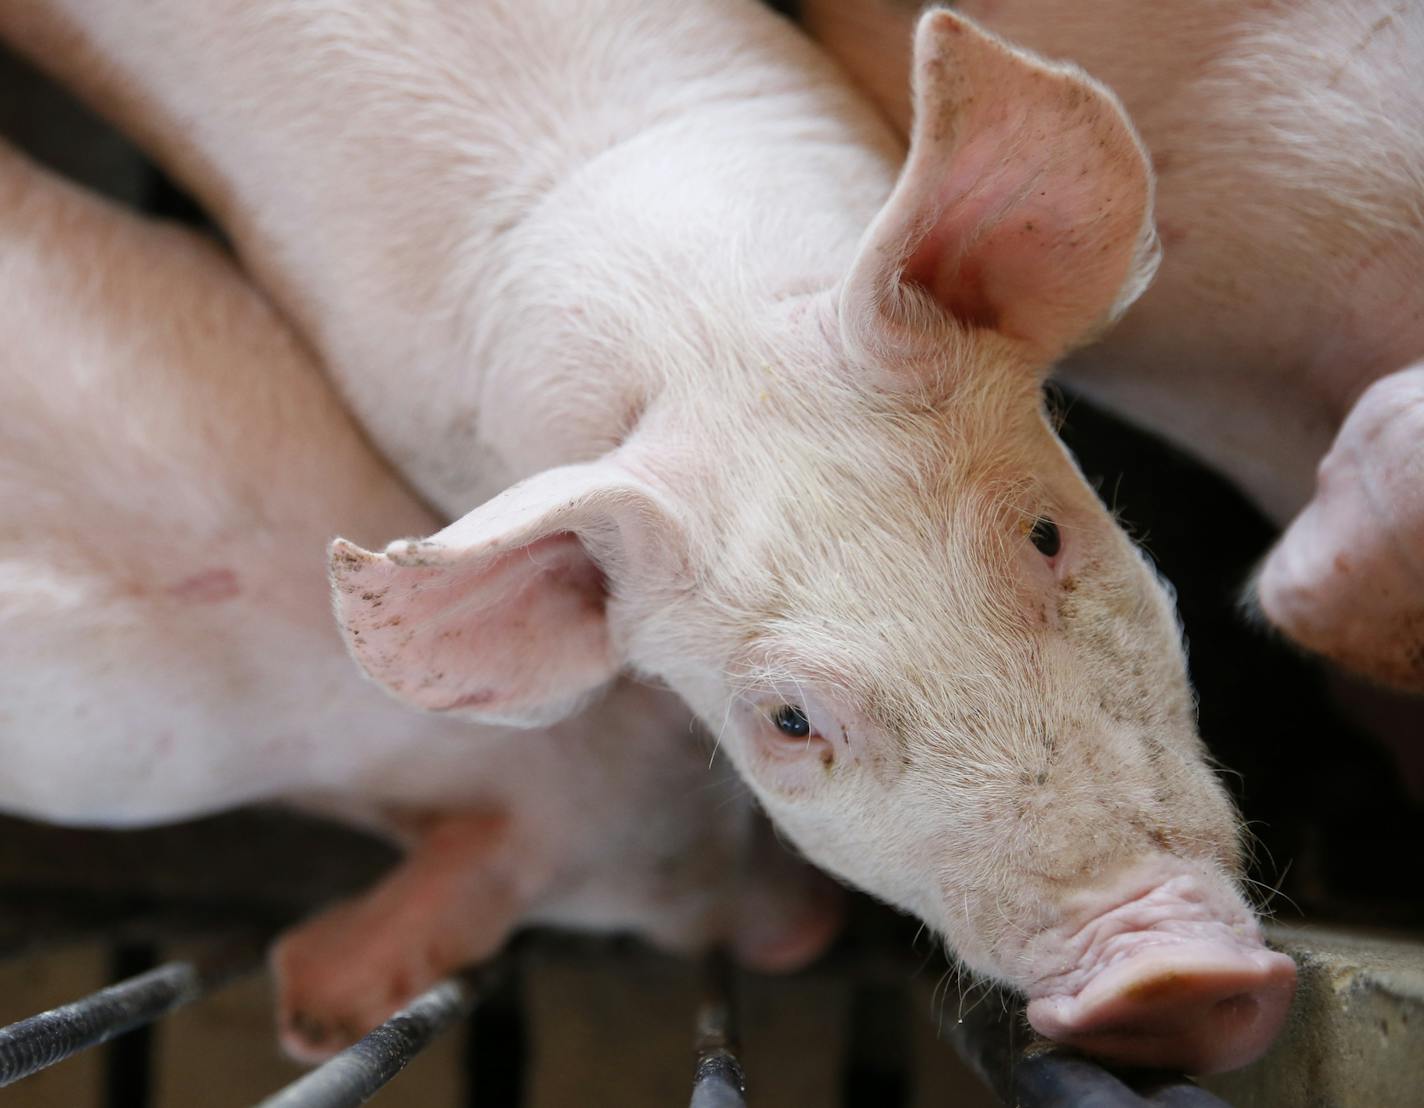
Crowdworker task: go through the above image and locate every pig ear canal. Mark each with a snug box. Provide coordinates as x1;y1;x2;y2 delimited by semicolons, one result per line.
328;460;685;728
841;10;1159;369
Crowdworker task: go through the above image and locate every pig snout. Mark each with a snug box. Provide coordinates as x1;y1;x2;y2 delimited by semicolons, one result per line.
1021;873;1296;1074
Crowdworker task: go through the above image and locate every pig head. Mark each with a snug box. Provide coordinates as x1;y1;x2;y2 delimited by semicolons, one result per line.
331;11;1293;1072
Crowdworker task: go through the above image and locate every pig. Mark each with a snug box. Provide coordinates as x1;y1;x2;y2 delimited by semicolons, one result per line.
800;0;1424;694
0;0;1297;1071
0;136;839;1061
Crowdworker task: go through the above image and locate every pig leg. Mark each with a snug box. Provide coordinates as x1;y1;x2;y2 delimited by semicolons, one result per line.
1257;365;1424;692
271;808;545;1062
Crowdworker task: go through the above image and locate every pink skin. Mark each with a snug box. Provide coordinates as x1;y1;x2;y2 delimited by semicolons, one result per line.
273;811;530;1062
324;20;1288;1073
323;18;1290;1071
1021;868;1297;1074
273;785;842;1062
1258;366;1424;693
1;1;1294;1073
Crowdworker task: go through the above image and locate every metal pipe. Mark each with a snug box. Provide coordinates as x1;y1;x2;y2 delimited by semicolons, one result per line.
254;971;488;1108
689;952;747;1108
939;984;1234;1107
1014;1055;1236;1107
0;940;257;1088
1140;1079;1239;1106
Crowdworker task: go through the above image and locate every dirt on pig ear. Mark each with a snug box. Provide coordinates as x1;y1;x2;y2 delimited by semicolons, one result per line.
839;9;1159;375
326;457;687;728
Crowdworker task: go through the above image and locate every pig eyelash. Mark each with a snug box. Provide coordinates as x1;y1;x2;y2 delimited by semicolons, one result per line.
1028;517;1061;558
770;704;812;738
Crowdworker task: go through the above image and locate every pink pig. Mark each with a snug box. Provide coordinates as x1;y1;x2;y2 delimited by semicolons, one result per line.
803;0;1424;694
2;0;1296;1071
0;138;837;1060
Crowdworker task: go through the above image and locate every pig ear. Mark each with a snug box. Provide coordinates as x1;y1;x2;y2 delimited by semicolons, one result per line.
329;459;684;727
841;10;1158;368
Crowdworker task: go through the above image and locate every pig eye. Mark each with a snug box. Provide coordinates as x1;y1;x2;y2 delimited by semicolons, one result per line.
771;704;811;738
1029;517;1061;558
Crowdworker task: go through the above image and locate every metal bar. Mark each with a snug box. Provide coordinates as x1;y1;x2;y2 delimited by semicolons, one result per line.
255;973;486;1108
1013;1054;1165;1107
689;952;746;1108
1140;1080;1237;1106
0;940;257;1088
1014;1053;1234;1107
938;984;1234;1108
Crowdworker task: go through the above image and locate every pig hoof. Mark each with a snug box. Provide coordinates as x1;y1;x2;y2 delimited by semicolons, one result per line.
271;922;434;1064
280;1010;339;1063
279;1005;365;1064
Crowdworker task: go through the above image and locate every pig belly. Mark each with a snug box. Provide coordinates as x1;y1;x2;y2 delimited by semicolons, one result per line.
0;577;330;825
0;138;447;825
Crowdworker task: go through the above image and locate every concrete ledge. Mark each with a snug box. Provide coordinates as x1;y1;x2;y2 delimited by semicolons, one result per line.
1205;924;1424;1107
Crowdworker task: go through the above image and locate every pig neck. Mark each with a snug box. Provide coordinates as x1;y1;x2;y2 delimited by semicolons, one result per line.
4;0;899;515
